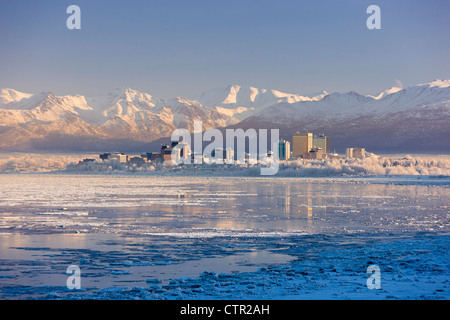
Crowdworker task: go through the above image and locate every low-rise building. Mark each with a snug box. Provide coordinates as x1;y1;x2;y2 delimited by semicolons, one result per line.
99;153;111;161
162;148;173;162
74;158;96;167
304;147;323;160
346;147;365;159
323;153;340;160
145;152;162;162
128;156;146;167
99;152;128;163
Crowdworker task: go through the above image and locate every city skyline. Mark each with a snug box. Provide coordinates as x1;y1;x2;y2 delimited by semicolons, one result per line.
0;0;449;99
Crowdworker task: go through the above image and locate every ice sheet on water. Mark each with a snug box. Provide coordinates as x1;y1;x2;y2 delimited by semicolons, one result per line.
143;229;309;238
34;210;89;216
0;173;448;299
9;233;447;300
0;174;448;236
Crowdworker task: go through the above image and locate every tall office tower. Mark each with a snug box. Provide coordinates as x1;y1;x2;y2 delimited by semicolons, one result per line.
313;134;330;154
292;133;313;158
278;139;291;160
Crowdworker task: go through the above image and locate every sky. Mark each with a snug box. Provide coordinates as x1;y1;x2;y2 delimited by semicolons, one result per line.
0;0;449;99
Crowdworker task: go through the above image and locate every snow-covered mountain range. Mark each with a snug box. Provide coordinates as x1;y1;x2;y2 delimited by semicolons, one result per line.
0;80;449;153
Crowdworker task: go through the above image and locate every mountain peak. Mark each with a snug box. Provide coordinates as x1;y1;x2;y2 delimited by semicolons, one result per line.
0;88;24;95
420;79;450;88
223;84;242;104
41;91;57;98
322;91;371;101
0;88;33;105
226;84;241;90
112;87;155;104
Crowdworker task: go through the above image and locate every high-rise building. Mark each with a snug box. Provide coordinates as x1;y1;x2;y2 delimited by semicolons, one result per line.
313;134;330;154
278;139;291;160
292;133;313;158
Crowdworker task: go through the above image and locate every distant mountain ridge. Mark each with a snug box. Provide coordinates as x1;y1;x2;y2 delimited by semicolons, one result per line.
0;80;449;153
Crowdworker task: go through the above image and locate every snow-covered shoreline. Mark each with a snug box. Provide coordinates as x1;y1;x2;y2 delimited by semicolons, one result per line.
2;153;450;178
61;154;450;177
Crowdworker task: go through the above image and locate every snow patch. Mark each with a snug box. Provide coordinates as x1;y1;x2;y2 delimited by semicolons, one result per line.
420;79;450;88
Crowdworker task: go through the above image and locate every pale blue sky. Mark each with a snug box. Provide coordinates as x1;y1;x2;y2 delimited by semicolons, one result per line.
0;0;449;98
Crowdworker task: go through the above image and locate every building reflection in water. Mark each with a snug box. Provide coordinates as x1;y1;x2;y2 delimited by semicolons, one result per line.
132;181;331;232
275;183;327;224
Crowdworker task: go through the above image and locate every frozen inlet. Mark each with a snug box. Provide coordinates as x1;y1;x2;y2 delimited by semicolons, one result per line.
0;174;448;300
